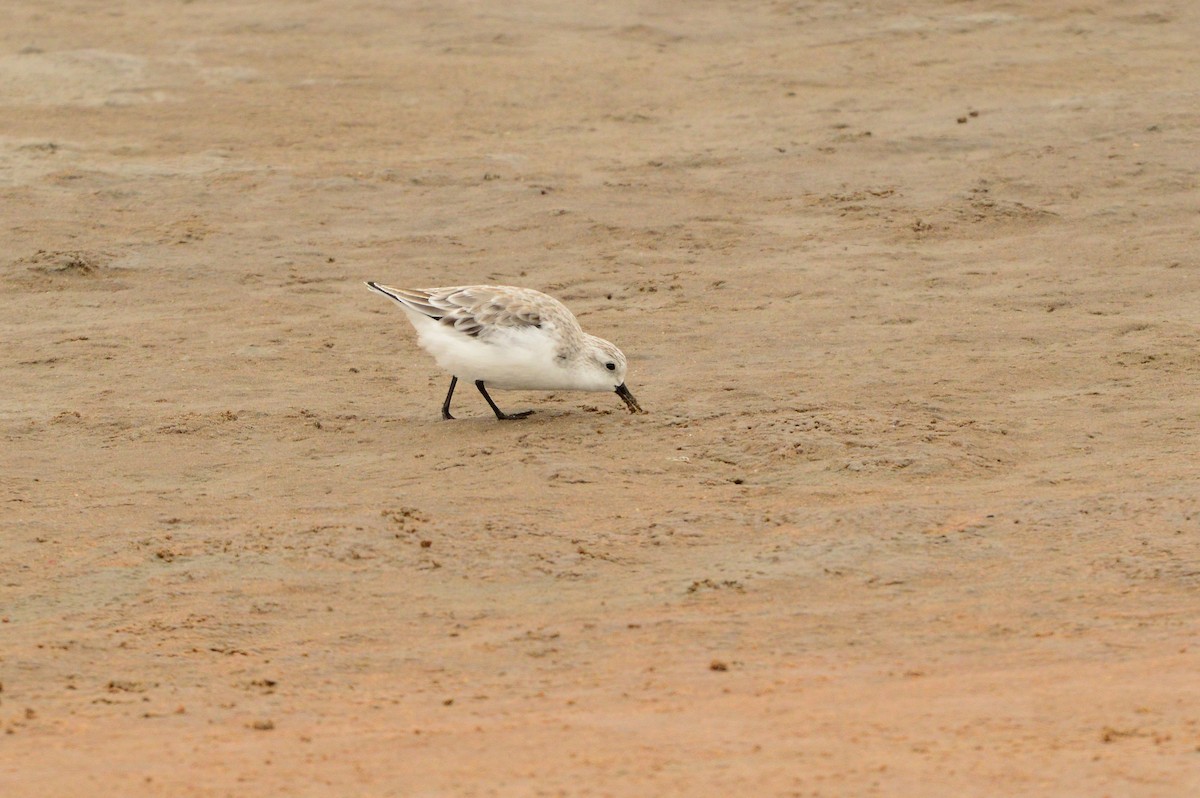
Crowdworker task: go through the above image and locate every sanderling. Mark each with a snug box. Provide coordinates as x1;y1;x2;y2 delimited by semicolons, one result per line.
366;282;644;420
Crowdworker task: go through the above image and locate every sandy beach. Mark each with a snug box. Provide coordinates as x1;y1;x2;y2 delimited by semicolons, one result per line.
3;1;1199;795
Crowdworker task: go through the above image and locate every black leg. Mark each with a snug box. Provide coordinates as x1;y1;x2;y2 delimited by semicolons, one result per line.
441;376;457;420
475;380;533;420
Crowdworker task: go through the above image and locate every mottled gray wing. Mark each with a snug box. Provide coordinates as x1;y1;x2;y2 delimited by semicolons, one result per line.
371;284;573;339
430;287;546;338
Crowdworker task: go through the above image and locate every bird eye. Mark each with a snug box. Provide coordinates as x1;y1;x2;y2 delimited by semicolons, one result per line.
605;362;616;371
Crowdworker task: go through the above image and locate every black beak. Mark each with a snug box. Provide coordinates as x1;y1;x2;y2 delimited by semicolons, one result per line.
614;383;643;414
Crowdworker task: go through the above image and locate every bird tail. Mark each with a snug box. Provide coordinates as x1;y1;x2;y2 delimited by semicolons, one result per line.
365;282;445;320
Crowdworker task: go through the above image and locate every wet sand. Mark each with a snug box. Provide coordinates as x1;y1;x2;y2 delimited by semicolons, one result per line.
3;2;1199;795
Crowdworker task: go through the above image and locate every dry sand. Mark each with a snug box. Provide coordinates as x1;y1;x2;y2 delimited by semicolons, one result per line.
3;1;1199;795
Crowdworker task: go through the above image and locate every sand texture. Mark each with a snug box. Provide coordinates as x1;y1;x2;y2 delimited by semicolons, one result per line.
3;1;1199;795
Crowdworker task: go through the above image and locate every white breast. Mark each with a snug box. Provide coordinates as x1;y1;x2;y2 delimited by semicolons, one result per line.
405;310;577;390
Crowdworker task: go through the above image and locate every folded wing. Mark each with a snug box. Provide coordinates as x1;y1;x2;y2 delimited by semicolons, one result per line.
367;283;575;340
